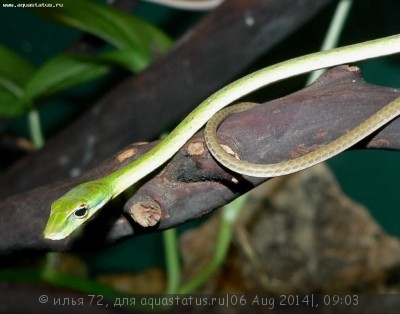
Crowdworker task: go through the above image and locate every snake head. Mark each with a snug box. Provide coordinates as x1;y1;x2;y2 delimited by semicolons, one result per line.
44;180;112;240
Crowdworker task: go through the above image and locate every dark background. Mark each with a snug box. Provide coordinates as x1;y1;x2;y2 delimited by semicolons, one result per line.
0;0;399;275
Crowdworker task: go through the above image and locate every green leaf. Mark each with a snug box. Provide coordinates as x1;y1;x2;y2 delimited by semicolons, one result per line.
33;0;172;58
0;45;36;117
98;49;150;73
0;45;36;92
0;89;26;118
22;54;111;104
1;0;173;118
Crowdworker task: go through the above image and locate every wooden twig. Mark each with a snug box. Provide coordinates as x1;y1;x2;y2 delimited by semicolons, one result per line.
0;66;398;254
0;0;334;198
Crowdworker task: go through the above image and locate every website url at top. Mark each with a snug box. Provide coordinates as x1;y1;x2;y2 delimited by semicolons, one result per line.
3;3;63;8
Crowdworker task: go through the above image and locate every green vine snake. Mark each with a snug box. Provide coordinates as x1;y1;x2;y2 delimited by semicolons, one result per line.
44;35;400;240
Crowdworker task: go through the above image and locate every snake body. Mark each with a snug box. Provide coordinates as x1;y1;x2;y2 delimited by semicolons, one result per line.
204;99;400;177
44;35;400;240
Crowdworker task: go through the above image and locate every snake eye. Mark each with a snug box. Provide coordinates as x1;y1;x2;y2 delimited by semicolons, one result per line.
74;206;88;219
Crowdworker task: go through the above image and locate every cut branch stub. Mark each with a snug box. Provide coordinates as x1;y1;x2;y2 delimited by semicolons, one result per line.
0;66;399;253
0;0;334;199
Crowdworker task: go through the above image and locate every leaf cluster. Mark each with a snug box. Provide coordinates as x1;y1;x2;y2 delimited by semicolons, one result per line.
0;0;171;118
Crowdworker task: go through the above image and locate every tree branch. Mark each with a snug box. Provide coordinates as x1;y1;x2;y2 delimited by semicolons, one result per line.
0;0;334;198
1;66;399;254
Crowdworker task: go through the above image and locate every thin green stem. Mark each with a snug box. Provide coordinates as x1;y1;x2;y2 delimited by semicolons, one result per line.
41;252;59;280
29;110;56;283
178;194;247;294
27;111;59;283
28;109;45;149
177;1;355;294
163;228;181;294
0;73;45;150
25;104;52;281
307;0;353;84
28;109;58;283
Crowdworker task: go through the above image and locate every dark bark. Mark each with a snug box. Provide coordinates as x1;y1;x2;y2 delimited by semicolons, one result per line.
0;0;334;198
0;66;399;254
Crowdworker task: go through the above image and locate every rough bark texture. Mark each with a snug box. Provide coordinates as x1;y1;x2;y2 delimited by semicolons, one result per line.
180;164;400;294
2;1;400;313
0;66;399;254
0;0;334;198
